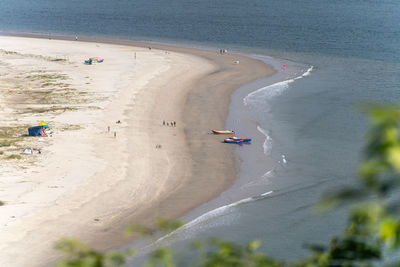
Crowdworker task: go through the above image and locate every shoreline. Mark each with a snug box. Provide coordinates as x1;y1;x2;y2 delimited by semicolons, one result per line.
0;34;275;266
133;56;313;255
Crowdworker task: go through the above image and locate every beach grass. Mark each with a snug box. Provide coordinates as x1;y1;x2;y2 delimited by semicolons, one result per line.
0;125;30;138
0;125;33;158
20;106;78;114
60;124;82;131
0;49;67;62
27;74;68;80
5;154;22;160
0;140;15;147
1;66;99;115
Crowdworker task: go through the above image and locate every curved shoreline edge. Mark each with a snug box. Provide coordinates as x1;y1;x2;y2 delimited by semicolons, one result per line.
0;33;276;266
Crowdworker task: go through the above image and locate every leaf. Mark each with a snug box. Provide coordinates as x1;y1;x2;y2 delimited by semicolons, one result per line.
387;146;400;172
156;218;183;234
246;240;261;252
379;219;397;243
124;224;152;237
316;187;366;213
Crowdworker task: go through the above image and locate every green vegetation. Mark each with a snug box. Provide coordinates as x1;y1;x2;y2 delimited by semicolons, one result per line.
0;140;14;147
26;87;91;105
56;105;400;266
0;125;29;138
39;82;70;88
56;239;134;267
87;106;102;110
41;82;56;88
1;67;97;117
16;72;93;106
60;124;82;131
6;154;22;160
27;74;68;80
21;106;78;114
0;125;30;156
25;73;70;90
0;49;67;62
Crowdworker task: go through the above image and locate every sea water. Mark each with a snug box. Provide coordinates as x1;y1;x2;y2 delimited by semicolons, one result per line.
1;0;400;261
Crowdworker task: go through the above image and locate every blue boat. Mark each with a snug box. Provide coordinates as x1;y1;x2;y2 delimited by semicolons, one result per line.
224;137;252;144
224;139;243;144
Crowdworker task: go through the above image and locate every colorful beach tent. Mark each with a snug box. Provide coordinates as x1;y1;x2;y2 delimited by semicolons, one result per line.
28;126;47;137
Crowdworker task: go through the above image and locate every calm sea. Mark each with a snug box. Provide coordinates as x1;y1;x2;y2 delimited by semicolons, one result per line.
1;0;400;262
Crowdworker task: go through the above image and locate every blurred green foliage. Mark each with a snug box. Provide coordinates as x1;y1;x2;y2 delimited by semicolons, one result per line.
57;106;400;266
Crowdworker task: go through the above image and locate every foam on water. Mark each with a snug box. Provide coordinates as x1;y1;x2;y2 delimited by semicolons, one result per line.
281;155;287;164
257;125;273;155
147;191;274;248
262;169;275;179
243;65;313;107
301;65;313;77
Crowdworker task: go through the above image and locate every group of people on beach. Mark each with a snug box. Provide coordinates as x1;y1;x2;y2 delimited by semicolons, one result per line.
107;120;122;138
163;120;176;127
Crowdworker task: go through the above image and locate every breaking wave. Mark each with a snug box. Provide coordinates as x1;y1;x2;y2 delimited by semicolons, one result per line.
152;191;274;245
243;65;313;107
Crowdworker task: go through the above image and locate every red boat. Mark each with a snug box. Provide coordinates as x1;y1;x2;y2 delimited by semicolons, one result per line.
212;130;234;135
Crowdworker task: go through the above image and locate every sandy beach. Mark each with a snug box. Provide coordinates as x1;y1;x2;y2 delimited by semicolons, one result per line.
0;35;275;266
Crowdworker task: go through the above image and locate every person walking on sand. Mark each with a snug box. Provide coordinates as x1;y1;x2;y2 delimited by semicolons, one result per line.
174;121;176;127
163;120;165;126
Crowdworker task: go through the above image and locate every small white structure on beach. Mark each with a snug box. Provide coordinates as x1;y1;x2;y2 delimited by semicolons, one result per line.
21;148;33;155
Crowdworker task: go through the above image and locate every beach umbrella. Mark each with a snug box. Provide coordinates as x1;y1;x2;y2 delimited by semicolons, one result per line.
38;122;49;129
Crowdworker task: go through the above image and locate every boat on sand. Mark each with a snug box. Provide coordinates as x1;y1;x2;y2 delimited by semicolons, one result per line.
212;130;234;135
224;137;252;144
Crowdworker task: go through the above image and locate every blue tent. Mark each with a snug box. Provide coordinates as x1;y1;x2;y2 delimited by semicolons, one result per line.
28;126;44;136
